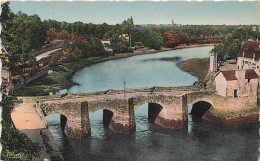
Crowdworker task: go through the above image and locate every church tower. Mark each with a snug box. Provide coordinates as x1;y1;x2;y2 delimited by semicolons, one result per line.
210;48;218;73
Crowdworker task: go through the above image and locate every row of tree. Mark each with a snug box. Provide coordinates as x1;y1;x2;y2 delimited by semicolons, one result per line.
46;28;87;43
164;30;224;48
2;1;258;73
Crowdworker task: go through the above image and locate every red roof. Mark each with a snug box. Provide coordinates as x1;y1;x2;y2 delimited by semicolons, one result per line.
222;70;237;81
101;38;109;41
245;69;258;79
237;41;260;61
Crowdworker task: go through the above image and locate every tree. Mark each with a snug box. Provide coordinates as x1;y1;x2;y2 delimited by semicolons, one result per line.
57;29;69;40
164;30;189;48
143;30;163;50
46;27;57;42
110;35;132;54
0;1;14;23
212;28;260;61
1;12;46;72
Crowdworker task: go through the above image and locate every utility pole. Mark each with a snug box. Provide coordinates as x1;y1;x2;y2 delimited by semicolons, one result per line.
124;81;126;98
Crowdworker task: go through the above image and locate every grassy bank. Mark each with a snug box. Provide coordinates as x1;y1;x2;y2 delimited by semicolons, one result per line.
177;58;210;82
14;56;106;96
15;44;213;96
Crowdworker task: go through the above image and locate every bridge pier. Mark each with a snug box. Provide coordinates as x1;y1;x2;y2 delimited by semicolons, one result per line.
64;102;90;139
130;94;188;130
109;114;135;134
153;95;188;129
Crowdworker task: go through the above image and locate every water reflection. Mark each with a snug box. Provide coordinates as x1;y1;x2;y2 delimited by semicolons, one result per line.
53;46;213;95
46;105;259;161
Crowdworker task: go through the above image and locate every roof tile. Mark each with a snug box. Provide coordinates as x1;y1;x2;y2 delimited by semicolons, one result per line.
245;69;258;79
222;70;237;81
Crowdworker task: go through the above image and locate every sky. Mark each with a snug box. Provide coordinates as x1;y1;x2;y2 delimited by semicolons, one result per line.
9;1;260;25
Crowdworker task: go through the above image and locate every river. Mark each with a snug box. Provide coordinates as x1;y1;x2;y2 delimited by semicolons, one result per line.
46;46;260;161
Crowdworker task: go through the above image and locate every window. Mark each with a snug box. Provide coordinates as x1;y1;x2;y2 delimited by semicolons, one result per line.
234;90;238;98
257;66;259;69
237;66;239;69
248;79;251;83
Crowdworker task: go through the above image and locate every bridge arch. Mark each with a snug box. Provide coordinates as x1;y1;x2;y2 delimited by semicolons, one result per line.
134;102;163;124
89;108;115;130
189;100;213;119
45;113;68;132
188;97;214;108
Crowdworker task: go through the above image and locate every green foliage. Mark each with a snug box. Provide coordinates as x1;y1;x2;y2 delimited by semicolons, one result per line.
1;11;46;71
111;37;132;54
61;38;107;62
136;24;254;37
212;28;260;61
142;30;163;50
0;2;15;23
0;95;41;160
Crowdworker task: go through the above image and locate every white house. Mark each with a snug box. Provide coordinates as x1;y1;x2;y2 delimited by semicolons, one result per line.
119;34;130;41
215;69;258;97
101;38;113;52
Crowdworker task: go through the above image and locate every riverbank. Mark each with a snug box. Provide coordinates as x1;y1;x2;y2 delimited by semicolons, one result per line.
15;43;214;96
177;58;210;82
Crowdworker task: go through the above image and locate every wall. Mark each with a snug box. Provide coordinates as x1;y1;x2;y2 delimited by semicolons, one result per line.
215;73;227;97
226;80;237;97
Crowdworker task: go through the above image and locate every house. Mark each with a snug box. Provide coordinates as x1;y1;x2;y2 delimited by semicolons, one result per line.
215;69;258;97
101;38;111;46
236;40;260;75
119;34;130;42
101;38;113;52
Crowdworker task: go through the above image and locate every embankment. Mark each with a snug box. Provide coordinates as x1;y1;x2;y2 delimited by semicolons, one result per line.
177;58;210;81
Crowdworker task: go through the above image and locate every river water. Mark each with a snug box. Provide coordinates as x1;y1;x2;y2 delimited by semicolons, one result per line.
46;46;260;161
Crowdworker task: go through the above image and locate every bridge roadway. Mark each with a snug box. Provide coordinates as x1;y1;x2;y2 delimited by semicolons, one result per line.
12;86;259;139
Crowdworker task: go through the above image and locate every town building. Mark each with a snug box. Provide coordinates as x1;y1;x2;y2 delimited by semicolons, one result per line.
236;40;260;75
215;69;258;97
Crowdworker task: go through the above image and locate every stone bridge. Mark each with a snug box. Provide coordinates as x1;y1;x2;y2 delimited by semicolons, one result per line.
18;86;259;139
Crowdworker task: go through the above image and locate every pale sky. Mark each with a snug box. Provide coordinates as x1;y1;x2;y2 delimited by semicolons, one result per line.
9;1;260;25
